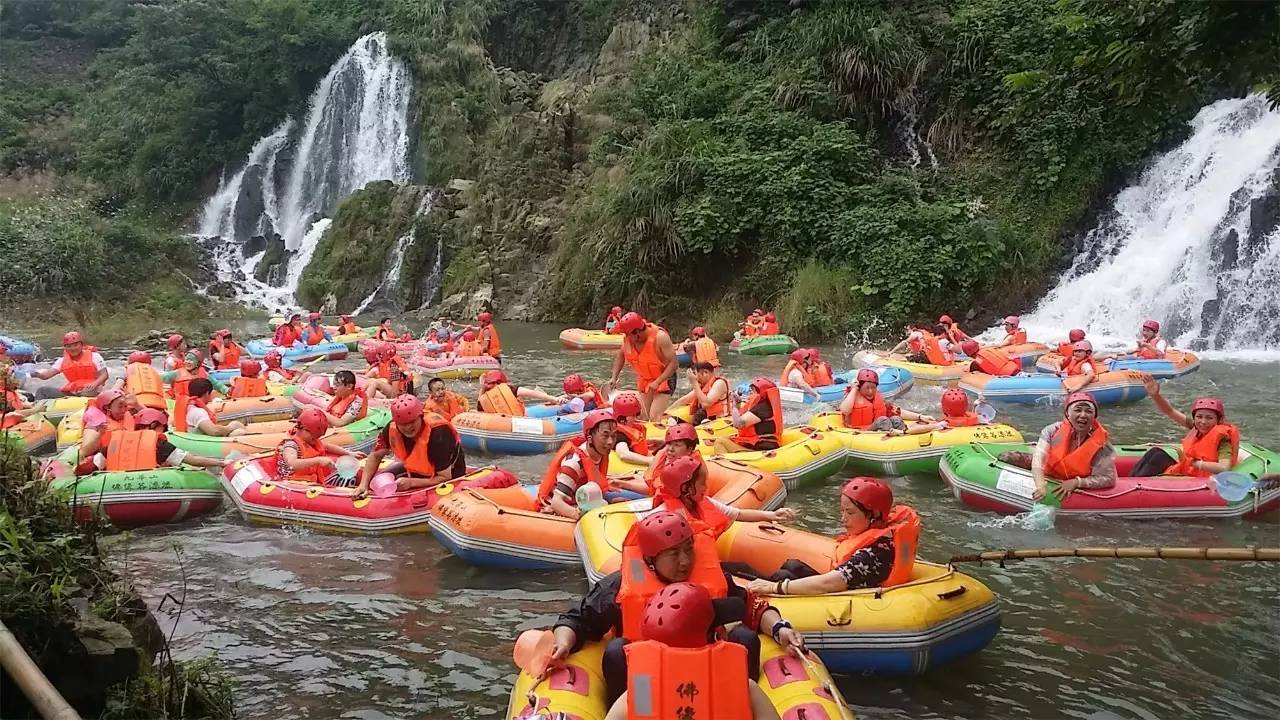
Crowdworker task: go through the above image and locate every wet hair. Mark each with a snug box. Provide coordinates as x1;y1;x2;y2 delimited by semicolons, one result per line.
380;317;390;324
188;378;214;397
334;370;356;387
427;377;445;390
691;361;716;372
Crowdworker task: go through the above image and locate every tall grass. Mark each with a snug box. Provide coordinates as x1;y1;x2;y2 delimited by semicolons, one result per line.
775;259;864;343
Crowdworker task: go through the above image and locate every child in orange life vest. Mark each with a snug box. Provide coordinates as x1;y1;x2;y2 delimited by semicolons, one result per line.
365;343;412;398
654;455;796;538
994;315;1028;348
29;331;109;397
998;392;1117;501
838;368;937;435
1056;340;1098;391
274;407;363;486
423;377;469;421
960;340;1020;378
561;373;606;411
610;392;655;467
87;408;226;474
316;370;368;428
669;361;730;425
208;329;244;370
302;312;332;346
606;583;780;720
228;359;269;398
711;378;784;454
1132;376;1240;478
746;477;919;593
538;410;616;519
355;395;467;497
548;511;805;707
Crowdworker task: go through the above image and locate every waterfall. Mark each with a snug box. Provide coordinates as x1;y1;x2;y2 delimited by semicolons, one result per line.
1019;94;1280;358
352;194;435;314
194;32;412;312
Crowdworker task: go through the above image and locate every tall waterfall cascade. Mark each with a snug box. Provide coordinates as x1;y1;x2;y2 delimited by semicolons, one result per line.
1019;94;1280;358
195;32;412;312
352;193;438;314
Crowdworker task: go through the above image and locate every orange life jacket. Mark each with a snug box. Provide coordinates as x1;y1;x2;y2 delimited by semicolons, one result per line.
1063;355;1093;377
974;348;1020;377
1005;329;1028;345
93;412;136;435
104;429;162;472
623;324;671;392
761;321;779;335
1135;338;1165;360
831;505;920;587
1057;342;1074;358
388;412;456;477
172;395;217;433
942;323;968;343
908;331;926;354
273;324;299;347
921;332;952;366
125;363;167;410
169;367;210;398
732;385;782;448
742;320;761;338
479;383;525;416
304;326;326;346
1;389;24;428
580;382;608;410
374;326;397;341
651;489;731;538
424;392;468;421
643;448;705;494
616;526;727;641
1044;420;1109;480
780;360;815;388
691;376;728;419
604;311;622;331
944;411;980;427
456;339;484;357
843;389;888;430
229;375;269;399
479;324;501;355
338;321;358;335
537;440;609;504
1168;423;1239;478
276;432;330;483
624;640;751;720
614;420;651;456
811;361;834;387
328;388;369;421
692;337;719;366
377;356;410;392
58;350;99;393
209;341;243;370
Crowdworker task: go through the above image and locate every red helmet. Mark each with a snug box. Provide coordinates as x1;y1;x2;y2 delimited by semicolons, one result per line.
265;350;283;367
167;334;185;350
216;328;232;338
789;349;807;362
1142;319;1160;333
94;388;125;410
960;340;980;356
127;351;151;365
582;409;615;437
617;311;645;333
691;326;705;338
764;312;776;321
562;374;585;394
478;311;493;323
296;407;330;435
634;511;693;557
308;312;321;321
1190;397;1224;418
62;331;83;346
664;422;699;445
1064;391;1098;414
1004;315;1020;328
461;330;476;342
659;455;701;496
938;314;954;325
1072;340;1093;353
390;394;424;424
378;343;397;360
611;305;622;314
941;387;970;418
856;368;879;385
640;582;715;648
481;369;507;386
749;377;775;394
239;359;261;377
841;477;892;521
135;408;168;429
1068;328;1086;343
362;347;378;364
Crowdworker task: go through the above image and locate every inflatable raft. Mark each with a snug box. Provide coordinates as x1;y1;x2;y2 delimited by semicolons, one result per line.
1034;350;1201;379
806;412;1023;476
208;357;295;384
854;349;965;382
409;354;500;380
4;415;55;455
55;394;297;450
222;456;517;534
575;517;1000;675
940;441;1280;519
453;411;586;455
558;327;624;350
39;396;89;425
959;369;1148;406
986;342;1051;369
244;338;348;363
730;333;799;356
506;635;853;720
748;366;913;408
165;407;389;458
0;334;38;363
48;462;222;528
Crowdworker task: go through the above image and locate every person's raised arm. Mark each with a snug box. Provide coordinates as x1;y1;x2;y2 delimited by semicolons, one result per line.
1143;374;1188;428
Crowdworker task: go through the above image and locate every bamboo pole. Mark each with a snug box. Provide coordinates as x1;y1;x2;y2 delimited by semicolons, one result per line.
949;546;1280;564
0;620;81;720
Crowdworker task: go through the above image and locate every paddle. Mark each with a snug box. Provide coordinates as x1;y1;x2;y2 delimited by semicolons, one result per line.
797;650;853;716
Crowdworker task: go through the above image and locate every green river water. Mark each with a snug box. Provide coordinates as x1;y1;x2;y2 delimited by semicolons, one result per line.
6;320;1279;719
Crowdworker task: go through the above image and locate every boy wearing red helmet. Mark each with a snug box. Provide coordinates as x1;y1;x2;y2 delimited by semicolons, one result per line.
1057;340;1098;391
1135;376;1240;478
355;394;466;496
610;392;654;467
608;312;678;420
30;331;108;397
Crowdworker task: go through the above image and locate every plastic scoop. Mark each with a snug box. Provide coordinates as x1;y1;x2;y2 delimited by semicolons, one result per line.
975;401;997;424
576;483;606;512
1213;472;1256;503
334;455;359;481
370;472;398;498
512;629;555;678
224;450;246;466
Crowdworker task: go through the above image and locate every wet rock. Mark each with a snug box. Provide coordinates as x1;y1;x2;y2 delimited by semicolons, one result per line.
242;233;267;257
254;234;291;286
232;163;266;241
448;178;476;194
1214;228;1239;271
130;329;184;350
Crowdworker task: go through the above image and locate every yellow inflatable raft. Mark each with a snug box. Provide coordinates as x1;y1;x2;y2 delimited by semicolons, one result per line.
854;349;964;382
806;412;1023;476
558;327;624;350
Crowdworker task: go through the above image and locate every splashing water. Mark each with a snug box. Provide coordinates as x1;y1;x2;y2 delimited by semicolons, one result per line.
967;503;1057;531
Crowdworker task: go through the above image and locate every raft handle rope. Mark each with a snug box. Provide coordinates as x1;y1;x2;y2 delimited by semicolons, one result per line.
949;546;1280;565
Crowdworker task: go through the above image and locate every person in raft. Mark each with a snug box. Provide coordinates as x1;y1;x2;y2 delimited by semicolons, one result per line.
263;350;309;384
84;407;227;474
29;331;109;398
608;312;679;421
611;392;655;468
611;421;701;496
654;455;796;536
272;314;303;347
746;477;919;591
274;407;363;485
538;409;616;518
993;315;1028;348
682;325;720;367
838;368;937;434
1123;318;1168;360
1055;339;1098;390
122;351;166;411
760;311;780;336
476;369;566;415
548;511;805;707
207;329;244;370
710;378;783;454
562;373;607;410
999;391;1117;501
961;340;1020;377
365;343;412;398
337;314;359;335
453;330;485;357
1132;376;1239;478
354;394;467;497
669;360;730;425
937;314;971;345
462;310;501;362
163;334;188;372
604;305;624;333
161;351;232;398
605;582;781;720
779;348;821;399
173;378;246;437
302;312;333;346
0;369;39;428
76;388;140;465
424;377;469;421
373;317;399;342
808;348;835;386
1055;328;1087;359
228;359;269;398
317;370;369;428
888;323;954;366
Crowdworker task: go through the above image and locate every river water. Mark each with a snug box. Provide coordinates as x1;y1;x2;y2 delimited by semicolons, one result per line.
8;320;1279;719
